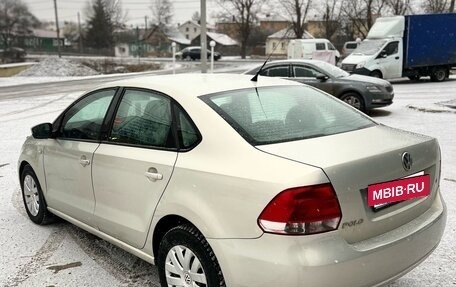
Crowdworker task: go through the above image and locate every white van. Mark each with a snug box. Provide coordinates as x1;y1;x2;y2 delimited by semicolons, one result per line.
287;39;340;64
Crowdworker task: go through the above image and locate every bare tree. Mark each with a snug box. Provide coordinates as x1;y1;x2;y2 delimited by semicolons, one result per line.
280;0;313;39
104;0;127;30
0;0;39;49
320;0;342;40
216;0;262;59
385;0;412;15
192;11;201;22
422;0;450;12
150;0;174;31
341;0;386;39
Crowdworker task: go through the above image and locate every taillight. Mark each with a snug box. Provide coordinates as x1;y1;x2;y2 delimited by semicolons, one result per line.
258;183;342;235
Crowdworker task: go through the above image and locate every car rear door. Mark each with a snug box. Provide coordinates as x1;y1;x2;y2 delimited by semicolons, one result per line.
43;89;117;226
92;88;178;249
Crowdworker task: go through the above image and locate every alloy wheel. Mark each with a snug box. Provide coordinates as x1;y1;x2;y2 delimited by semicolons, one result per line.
165;245;207;287
23;174;40;216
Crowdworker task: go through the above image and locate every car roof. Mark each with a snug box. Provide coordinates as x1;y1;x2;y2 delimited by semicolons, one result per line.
96;73;299;100
243;59;327;74
266;59;327;65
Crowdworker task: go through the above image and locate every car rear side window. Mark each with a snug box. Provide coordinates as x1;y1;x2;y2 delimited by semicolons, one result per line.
109;89;175;148
202;86;375;145
346;43;358;49
261;66;289;77
175;106;200;149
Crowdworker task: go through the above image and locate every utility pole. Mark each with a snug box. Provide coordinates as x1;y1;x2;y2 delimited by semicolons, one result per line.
77;12;83;53
145;16;148;30
450;0;455;12
200;0;207;73
53;0;61;58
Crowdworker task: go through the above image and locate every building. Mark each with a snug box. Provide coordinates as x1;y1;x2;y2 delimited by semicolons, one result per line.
0;29;66;52
115;26;190;57
259;14;291;34
178;20;216;41
265;28;314;56
191;31;239;56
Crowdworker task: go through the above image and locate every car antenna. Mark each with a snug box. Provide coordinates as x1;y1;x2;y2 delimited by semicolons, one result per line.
251;26;293;82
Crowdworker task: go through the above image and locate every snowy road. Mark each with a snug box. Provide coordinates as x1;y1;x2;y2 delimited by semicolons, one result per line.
0;75;455;286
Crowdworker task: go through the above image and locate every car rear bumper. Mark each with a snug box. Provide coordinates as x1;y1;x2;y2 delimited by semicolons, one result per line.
208;191;446;287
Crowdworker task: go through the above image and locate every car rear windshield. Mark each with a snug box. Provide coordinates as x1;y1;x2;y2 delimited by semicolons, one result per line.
202;86;375;145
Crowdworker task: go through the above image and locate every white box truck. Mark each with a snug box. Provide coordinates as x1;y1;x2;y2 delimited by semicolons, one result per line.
341;14;456;81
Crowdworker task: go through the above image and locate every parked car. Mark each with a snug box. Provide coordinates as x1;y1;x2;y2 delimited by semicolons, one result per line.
342;40;360;58
19;74;445;287
244;59;394;111
176;46;221;61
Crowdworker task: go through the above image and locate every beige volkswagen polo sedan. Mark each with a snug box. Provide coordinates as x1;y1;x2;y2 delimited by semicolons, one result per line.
18;74;446;287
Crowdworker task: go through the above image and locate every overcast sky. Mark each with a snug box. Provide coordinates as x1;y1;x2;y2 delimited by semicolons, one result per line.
23;0;220;28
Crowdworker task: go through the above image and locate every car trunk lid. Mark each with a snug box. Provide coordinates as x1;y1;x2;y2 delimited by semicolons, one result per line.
257;125;440;243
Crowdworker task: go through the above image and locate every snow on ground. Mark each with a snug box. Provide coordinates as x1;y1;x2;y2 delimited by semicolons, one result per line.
15;57;99;77
0;75;455;286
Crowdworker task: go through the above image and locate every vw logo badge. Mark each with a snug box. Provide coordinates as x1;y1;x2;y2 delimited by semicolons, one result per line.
402;152;412;171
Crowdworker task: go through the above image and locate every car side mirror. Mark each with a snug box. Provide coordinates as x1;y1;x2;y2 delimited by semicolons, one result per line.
31;123;52;139
316;73;329;81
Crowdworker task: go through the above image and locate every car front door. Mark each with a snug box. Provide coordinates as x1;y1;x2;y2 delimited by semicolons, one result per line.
292;64;334;95
43;89;117;226
377;41;402;78
92;88;178;249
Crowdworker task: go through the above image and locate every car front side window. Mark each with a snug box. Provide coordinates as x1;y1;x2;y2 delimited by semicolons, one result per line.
109;89;174;149
60;89;116;141
293;65;320;78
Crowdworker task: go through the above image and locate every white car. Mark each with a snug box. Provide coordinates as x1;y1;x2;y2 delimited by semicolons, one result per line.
19;74;446;287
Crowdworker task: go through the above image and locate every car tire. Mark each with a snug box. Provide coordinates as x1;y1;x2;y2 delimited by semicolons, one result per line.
20;165;54;225
430;67;447;82
369;70;383;79
157;224;226;287
340;92;365;112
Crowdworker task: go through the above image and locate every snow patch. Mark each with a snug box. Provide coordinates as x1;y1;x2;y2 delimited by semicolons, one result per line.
15;57;99;77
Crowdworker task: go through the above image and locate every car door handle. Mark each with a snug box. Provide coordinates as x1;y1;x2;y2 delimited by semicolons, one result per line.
144;171;163;181
79;156;90;167
395;56;399;60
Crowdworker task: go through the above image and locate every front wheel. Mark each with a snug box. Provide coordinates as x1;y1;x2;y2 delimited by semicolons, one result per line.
20;165;54;225
340;92;365;112
157;224;226;287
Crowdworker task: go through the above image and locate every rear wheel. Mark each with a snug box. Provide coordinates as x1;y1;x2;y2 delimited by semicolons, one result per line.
157;224;225;287
430;67;447;82
340;92;365;111
20;165;54;225
369;70;383;79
